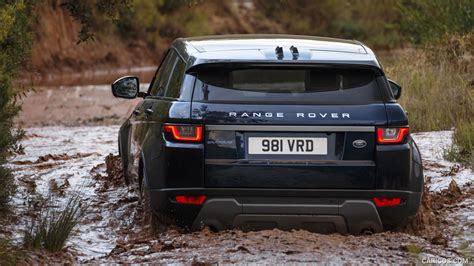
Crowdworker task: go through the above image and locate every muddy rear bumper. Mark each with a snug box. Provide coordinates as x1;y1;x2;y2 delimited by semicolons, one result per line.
148;188;422;234
191;199;383;234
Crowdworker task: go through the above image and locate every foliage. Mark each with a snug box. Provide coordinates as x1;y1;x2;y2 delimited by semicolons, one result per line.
255;0;402;48
23;194;85;252
0;0;35;216
398;0;473;45
115;0;166;45
61;0;132;42
382;33;473;133
115;0;208;47
255;0;473;48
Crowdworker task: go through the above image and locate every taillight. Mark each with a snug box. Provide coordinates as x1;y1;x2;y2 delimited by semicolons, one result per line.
377;127;409;144
175;195;206;205
163;124;203;142
373;197;401;207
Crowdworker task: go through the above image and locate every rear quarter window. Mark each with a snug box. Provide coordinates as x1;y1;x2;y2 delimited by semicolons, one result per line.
192;66;383;104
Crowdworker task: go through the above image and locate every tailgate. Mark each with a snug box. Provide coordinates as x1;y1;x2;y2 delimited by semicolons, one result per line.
195;103;386;189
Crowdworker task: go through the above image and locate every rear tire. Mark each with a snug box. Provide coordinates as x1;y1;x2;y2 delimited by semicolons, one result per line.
140;175;170;233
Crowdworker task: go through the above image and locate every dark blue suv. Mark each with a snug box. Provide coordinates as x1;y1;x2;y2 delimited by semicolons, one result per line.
111;35;423;234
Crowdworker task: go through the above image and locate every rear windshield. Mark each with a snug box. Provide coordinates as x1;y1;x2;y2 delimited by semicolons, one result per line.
192;66;383;104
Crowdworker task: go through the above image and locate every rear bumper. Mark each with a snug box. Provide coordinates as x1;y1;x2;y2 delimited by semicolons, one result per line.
148;188;422;234
192;198;383;234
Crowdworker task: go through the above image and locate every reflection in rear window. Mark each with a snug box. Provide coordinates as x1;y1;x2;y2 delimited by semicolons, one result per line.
193;67;383;104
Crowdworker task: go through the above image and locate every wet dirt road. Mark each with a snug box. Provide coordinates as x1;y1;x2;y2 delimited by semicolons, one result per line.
4;125;473;263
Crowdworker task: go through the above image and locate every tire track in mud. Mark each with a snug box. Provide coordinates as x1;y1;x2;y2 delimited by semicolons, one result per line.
93;156;468;263
5;127;473;263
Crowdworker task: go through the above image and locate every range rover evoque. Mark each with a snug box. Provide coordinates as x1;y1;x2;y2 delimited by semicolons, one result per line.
111;35;423;234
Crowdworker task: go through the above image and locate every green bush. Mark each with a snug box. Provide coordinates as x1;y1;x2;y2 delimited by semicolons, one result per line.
255;0;472;49
398;0;473;45
116;0;208;46
255;0;402;48
0;0;35;216
174;6;211;37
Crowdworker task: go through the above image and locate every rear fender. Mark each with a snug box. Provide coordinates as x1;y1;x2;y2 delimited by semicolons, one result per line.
140;127;165;189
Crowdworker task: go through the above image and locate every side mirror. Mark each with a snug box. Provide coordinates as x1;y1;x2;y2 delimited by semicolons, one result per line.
112;76;139;99
388;79;402;99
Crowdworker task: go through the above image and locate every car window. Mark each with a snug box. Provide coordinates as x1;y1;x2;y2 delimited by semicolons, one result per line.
165;57;186;98
149;50;178;96
193;66;383;104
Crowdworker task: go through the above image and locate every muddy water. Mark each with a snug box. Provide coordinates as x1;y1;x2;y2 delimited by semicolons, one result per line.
5;125;473;263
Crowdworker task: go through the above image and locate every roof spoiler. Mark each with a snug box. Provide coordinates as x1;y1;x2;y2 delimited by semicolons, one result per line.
186;62;385;76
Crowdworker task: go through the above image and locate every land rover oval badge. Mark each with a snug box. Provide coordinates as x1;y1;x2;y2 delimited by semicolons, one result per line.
353;139;367;149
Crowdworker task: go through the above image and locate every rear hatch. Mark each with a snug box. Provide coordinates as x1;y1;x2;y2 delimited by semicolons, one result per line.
189;65;387;189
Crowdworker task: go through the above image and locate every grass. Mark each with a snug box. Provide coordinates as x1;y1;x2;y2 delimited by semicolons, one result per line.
23;193;85;252
382;33;473;168
0;238;23;265
382;42;472;132
444;121;473;168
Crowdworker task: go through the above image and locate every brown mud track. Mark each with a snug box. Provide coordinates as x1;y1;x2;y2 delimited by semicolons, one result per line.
81;155;468;263
12;152;97;165
403;179;467;246
4;127;473;264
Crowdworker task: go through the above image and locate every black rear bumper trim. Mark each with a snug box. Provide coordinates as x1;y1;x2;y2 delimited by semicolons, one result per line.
191;198;383;234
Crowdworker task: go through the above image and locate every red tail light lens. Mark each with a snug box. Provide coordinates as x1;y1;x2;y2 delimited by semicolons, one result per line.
373;197;401;207
175;195;206;205
377;127;409;144
163;124;203;142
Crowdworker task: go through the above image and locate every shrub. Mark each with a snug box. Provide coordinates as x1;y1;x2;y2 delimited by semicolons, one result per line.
398;0;473;45
23;194;85;252
0;0;35;216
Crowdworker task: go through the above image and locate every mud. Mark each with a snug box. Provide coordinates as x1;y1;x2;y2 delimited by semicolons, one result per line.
403;180;465;246
3;127;473;263
91;154;125;188
14;84;146;127
86;134;470;263
12;152;96;165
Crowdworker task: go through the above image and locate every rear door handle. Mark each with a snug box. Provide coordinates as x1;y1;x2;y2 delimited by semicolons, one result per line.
133;109;141;115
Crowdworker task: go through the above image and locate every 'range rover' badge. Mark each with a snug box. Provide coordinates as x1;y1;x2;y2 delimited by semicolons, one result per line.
352;140;367;149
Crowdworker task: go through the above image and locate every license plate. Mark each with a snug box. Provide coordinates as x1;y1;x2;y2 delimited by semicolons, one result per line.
248;137;328;155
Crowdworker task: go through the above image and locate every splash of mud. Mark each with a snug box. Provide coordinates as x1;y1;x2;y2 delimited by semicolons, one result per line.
403;179;465;246
91;154;124;188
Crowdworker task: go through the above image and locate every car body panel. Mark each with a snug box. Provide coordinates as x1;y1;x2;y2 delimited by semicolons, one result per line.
113;34;423;234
